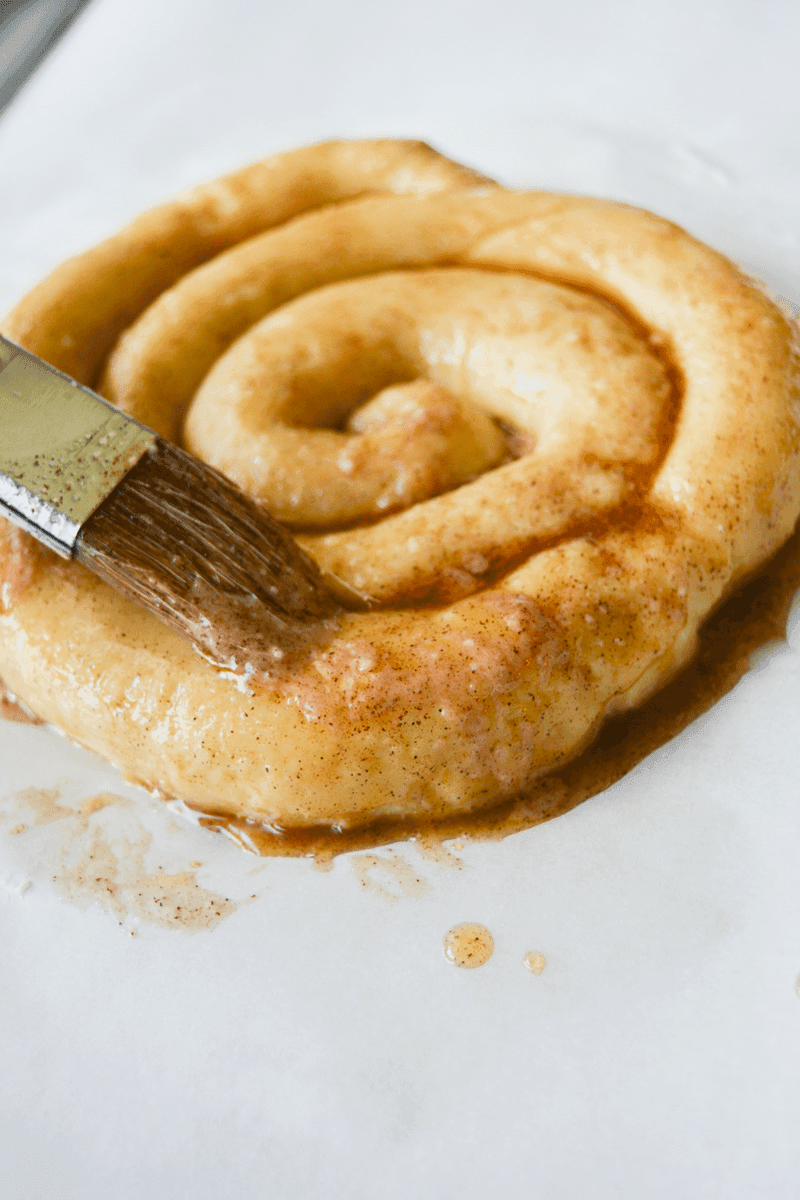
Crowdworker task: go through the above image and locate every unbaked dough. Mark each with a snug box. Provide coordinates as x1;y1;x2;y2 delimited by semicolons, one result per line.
2;139;799;831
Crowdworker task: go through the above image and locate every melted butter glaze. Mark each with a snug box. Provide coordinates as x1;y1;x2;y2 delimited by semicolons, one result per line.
192;520;800;859
3;519;797;862
4;519;798;856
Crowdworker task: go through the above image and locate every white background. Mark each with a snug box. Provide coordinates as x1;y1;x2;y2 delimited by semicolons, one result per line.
1;2;800;1197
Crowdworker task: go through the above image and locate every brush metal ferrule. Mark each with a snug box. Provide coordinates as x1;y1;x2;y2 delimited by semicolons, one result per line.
0;336;156;557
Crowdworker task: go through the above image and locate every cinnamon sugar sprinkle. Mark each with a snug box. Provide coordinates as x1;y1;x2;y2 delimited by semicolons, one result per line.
197;518;800;859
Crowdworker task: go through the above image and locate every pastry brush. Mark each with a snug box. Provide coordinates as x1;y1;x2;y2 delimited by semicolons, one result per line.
0;335;341;672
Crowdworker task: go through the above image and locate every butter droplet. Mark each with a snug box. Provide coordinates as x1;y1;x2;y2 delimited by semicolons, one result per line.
443;922;494;968
523;950;546;976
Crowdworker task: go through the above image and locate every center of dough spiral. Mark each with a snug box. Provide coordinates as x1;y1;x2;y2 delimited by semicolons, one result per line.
186;268;671;603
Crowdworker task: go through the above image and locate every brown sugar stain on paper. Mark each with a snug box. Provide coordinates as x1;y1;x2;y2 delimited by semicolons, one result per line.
411;835;464;870
350;849;430;899
1;786;242;931
9;784;74;826
347;826;469;897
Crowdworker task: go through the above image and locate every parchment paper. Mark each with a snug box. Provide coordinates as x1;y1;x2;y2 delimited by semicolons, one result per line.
1;2;799;1197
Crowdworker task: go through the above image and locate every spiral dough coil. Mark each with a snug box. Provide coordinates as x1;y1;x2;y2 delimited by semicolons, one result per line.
2;139;799;831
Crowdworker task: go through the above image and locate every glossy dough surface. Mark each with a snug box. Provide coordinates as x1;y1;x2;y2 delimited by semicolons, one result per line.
2;139;799;830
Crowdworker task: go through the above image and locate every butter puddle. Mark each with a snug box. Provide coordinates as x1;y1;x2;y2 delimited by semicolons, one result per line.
523;950;546;975
1;785;248;932
444;922;494;968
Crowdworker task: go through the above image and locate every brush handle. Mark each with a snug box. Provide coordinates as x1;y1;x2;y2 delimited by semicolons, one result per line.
0;336;155;556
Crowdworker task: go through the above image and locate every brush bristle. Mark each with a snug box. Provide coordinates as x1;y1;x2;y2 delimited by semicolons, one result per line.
75;437;342;674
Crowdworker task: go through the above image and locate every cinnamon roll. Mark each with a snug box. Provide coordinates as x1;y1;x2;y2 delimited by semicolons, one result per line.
2;139;799;834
